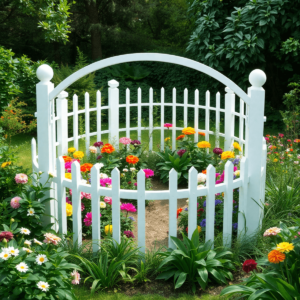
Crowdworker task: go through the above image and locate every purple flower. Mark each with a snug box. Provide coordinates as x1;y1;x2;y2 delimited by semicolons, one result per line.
215;200;223;205
128;216;135;221
124;231;135;238
203;201;206;207
177;149;187;157
130;140;141;147
200;219;206;227
94;141;103;148
184;208;188;211
233;223;238;230
233;158;240;165
213;148;223;155
97;155;103;160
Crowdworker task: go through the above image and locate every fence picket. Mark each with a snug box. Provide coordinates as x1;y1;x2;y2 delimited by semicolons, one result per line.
194;89;199;143
85;92;90;154
149;88;153;151
126;88;130;139
184;88;188;128
56;91;68;156
97;90;101;143
238;157;248;238
169;169;178;249
73;94;79;150
172;88;176;150
71;161;82;246
239;99;244;153
112;168;120;244
205;91;210;148
160;88;165;151
223;161;234;247
215;92;220;148
57;157;67;235
188;167;198;239
137;170;146;253
138;87;142;141
224;87;235;151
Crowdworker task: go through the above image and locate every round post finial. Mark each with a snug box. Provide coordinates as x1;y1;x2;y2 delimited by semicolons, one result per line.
108;79;119;88
249;69;266;87
36;64;53;82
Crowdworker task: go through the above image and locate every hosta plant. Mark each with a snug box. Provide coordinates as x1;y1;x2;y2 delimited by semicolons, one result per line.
156;228;235;292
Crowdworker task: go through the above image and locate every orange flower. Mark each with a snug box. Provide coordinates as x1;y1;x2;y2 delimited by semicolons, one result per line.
62;156;72;163
268;250;285;264
126;155;139;164
177;208;183;218
198;132;205;136
101;144;115;154
290;149;293;152
182;127;196;135
294;139;300;143
266;134;270;137
80;163;93;172
176;135;185;140
202;170;207;174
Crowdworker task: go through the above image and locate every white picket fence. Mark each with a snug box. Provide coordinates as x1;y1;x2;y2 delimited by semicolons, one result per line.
32;53;267;252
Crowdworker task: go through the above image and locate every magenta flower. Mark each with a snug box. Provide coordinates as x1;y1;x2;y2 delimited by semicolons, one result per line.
94;141;103;148
278;133;284;138
100;178;112;187
66;197;72;204
121;203;137;212
81;203;85;212
15;173;28;184
97;155;103;160
134;182;137;187
124;231;135;238
164;123;173;128
130;140;141;146
83;212;101;227
120;137;131;145
104;196;112;205
177;149;187;157
265;137;270;142
10;196;21;209
213;148;223;155
143;169;154;178
69;189;84;199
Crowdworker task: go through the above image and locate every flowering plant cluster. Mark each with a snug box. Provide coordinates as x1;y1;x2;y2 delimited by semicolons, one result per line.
0;224;81;300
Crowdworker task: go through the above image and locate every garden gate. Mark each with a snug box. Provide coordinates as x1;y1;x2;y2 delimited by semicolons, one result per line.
31;53;267;252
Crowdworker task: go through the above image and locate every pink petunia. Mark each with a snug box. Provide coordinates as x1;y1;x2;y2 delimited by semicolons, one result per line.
120;203;137;212
143;169;154;178
83;212;101;227
82;192;91;200
104;197;112;205
164;123;172;128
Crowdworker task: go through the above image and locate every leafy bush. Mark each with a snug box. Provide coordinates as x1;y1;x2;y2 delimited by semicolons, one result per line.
156;228;235;292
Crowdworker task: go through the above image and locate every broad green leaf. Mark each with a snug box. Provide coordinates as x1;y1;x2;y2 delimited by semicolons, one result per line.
175;272;187;289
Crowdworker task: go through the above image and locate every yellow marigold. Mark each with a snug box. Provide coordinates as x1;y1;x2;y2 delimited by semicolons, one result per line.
197;226;202;233
273;159;278;162
197;141;211;149
105;225;113;235
182;127;196;135
276;242;294;253
268;250;285;264
66;203;73;217
221;151;235;160
73;151;84;159
65;173;72;180
164;137;170;142
68;147;76;153
233;142;242;152
1;161;11;168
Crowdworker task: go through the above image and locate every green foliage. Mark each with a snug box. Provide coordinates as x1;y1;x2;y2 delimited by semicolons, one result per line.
106;63;151;81
156;228;235;292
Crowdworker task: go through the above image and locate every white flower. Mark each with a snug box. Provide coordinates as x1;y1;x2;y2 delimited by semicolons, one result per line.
36;254;48;265
0;252;11;260
294;161;299;165
286;149;290;152
100;202;106;208
197;173;207;183
123;168;128;172
8;247;19;257
27;208;35;216
16;262;29;273
20;228;31;235
186;199;189;203
39;171;43;175
197;185;205;189
33;238;43;245
37;281;50;292
48;172;56;178
24;240;31;246
107;184;112;188
130;167;136;172
89;146;97;154
99;173;108;179
234;170;240;176
23;247;33;253
98;163;104;168
1;248;9;253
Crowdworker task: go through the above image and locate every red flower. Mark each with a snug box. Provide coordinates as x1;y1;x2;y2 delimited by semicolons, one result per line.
242;259;257;273
0;231;13;242
177;208;183;218
186;227;188;233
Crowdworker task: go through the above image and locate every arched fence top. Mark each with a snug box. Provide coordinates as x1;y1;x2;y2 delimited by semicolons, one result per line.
47;53;253;104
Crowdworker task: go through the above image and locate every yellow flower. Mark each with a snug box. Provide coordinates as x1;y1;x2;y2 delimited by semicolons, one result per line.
197;226;201;233
68;147;76;153
100;201;106;208
1;161;11;168
66;203;73;217
233;142;242;152
234;170;240;177
182;127;196;135
73;151;84;159
65;173;72;180
197;141;211;149
276;242;294;253
221;151;235;160
164;137;170;142
105;225;113;235
273;158;278;162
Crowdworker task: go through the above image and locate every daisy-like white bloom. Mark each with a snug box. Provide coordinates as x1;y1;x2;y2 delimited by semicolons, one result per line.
20;228;31;235
98;163;104;168
16;262;29;273
99;173;108;179
23;247;33;253
8;247;19;257
0;251;11;260
33;238;43;245
37;281;50;292
27;208;35;216
24;240;31;246
130;167;136;172
123;168;128;172
36;254;48;265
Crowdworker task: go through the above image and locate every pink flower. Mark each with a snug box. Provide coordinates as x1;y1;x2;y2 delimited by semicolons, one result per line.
164;123;173;128
143;169;154;178
124;231;135;238
66;197;72;204
82;192;91;200
134;182;137;187
119;137;132;145
81;203;85;212
10;196;21;209
71;270;81;285
104;197;112;205
15;173;28;184
287;139;291;142
83;212;102;227
278;133;284;138
120;203;137;212
100;178;112;187
0;231;14;242
265;137;270;142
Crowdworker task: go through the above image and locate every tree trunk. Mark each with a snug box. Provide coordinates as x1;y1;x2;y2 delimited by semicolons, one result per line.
85;0;102;60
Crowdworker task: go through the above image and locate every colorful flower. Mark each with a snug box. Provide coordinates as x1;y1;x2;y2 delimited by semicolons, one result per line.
65;173;72;180
71;270;81;285
276;242;294;253
101;143;115;154
10;196;21;209
89;146;97;154
43;233;61;245
124;231;135;238
197;141;211;149
268;250;285;264
121;203;137;212
278;133;284;138
164;137;170;142
36;254;48;265
100;178;112;187
176;135;185;140
126;155;139;164
198;132;205;136
0;252;11;260
105;225;113;235
80;163;93;172
104;196;112;205
177;208;183;218
73;151;84;159
27;208;35;216
213;148;223;155
34;238;43;245
164;123;173;128
143;169;154;178
68;147;76;153
23;247;33;253
130;140;141;146
0;231;13;242
66;203;73;217
233;142;242;152
221;151;235;160
15;173;28;184
100;201;106;208
37;281;50;292
197;173;206;183
83;212;92;226
263;227;281;237
120;137;132;145
94;141;104;148
200;219;206;227
182;127;196;135
16;262;29;273
62;156;72;163
177;149;187;157
242;259;257;273
1;161;11;168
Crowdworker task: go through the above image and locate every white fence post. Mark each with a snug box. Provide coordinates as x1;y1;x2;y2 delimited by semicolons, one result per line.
56;91;68;156
112;168;120;244
172;88;176;150
108;80;119;147
224;87;235;151
36;64;55;226
245;70;266;236
188;167;198;239
57;157;67;235
169;169;178;249
238;157;248;238
194;89;199;143
160;88;165;151
137;170;146;253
